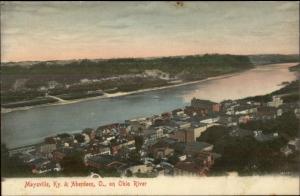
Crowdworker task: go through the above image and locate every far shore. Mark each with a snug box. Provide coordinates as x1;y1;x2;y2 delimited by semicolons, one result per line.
1;62;297;114
1;72;245;114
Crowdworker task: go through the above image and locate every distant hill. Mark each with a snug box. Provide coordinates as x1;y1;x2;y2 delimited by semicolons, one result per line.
1;54;253;90
1;54;255;106
249;54;299;65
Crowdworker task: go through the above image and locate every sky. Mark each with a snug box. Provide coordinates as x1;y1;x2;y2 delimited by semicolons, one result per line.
1;1;299;62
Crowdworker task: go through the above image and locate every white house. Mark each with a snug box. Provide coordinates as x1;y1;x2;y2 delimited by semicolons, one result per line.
267;96;283;108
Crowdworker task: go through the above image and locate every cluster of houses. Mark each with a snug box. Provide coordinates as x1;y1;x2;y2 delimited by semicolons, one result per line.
10;94;300;176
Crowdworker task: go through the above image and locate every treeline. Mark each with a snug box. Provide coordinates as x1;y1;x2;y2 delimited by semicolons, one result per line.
249;54;299;65
200;112;299;175
1;54;253;91
2;54;253;75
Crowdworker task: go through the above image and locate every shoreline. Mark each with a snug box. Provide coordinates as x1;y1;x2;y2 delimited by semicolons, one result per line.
2;62;297;114
1;71;246;114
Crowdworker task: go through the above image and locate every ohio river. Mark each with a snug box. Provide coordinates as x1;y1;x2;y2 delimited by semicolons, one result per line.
1;63;298;148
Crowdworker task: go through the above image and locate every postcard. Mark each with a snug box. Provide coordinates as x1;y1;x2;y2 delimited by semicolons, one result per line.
1;1;299;195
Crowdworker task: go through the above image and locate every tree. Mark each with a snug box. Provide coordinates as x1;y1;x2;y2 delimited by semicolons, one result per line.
134;136;144;152
125;169;133;177
240;111;299;137
197;126;229;144
1;144;9;176
1;144;33;177
74;134;85;143
277;112;299;137
82;128;94;134
60;152;89;177
167;154;179;165
128;151;142;163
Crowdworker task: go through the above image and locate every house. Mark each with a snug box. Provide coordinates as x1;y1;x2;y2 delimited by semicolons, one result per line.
171;123;212;143
280;138;300;156
86;143;111;155
143;127;164;145
152;118;164;126
142;157;155;164
253;130;279;142
29;156;61;174
221;100;240;115
257;106;278;120
111;139;135;155
152;147;174;159
155;162;174;176
229;127;252;138
192;123;213;139
161;112;172;120
123;164;155;176
82;128;96;140
144;69;170;80
172;108;185;116
48;81;59;89
191;98;220;113
288;138;300;152
125;118;149;133
267;96;283;108
174;161;204;176
82;133;91;143
119;127;129;136
159;126;176;136
173;121;191;129
170;129;194;143
98;146;111;155
39;143;57;155
52;148;74;161
276;108;283;117
280;145;293;156
32;161;61;174
174;151;214;176
172;114;191;122
217;115;238;126
149;141;175;159
199;116;220;124
185;142;213;156
184;106;198;117
184;106;210;117
234;105;257;115
220;100;239;112
85;154;124;170
55;133;74;144
238;115;253;124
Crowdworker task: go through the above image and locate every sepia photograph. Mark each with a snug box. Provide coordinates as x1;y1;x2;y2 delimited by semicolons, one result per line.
1;1;299;195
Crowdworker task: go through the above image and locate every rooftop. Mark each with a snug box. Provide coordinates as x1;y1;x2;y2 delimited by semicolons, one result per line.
87;154;118;165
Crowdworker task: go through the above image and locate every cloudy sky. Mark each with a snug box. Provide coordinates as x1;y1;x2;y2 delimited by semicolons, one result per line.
1;1;299;62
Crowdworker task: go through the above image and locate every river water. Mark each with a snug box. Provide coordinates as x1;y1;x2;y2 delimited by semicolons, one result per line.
1;63;298;148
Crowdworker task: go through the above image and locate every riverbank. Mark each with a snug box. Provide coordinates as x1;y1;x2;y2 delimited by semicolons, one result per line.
1;69;249;114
